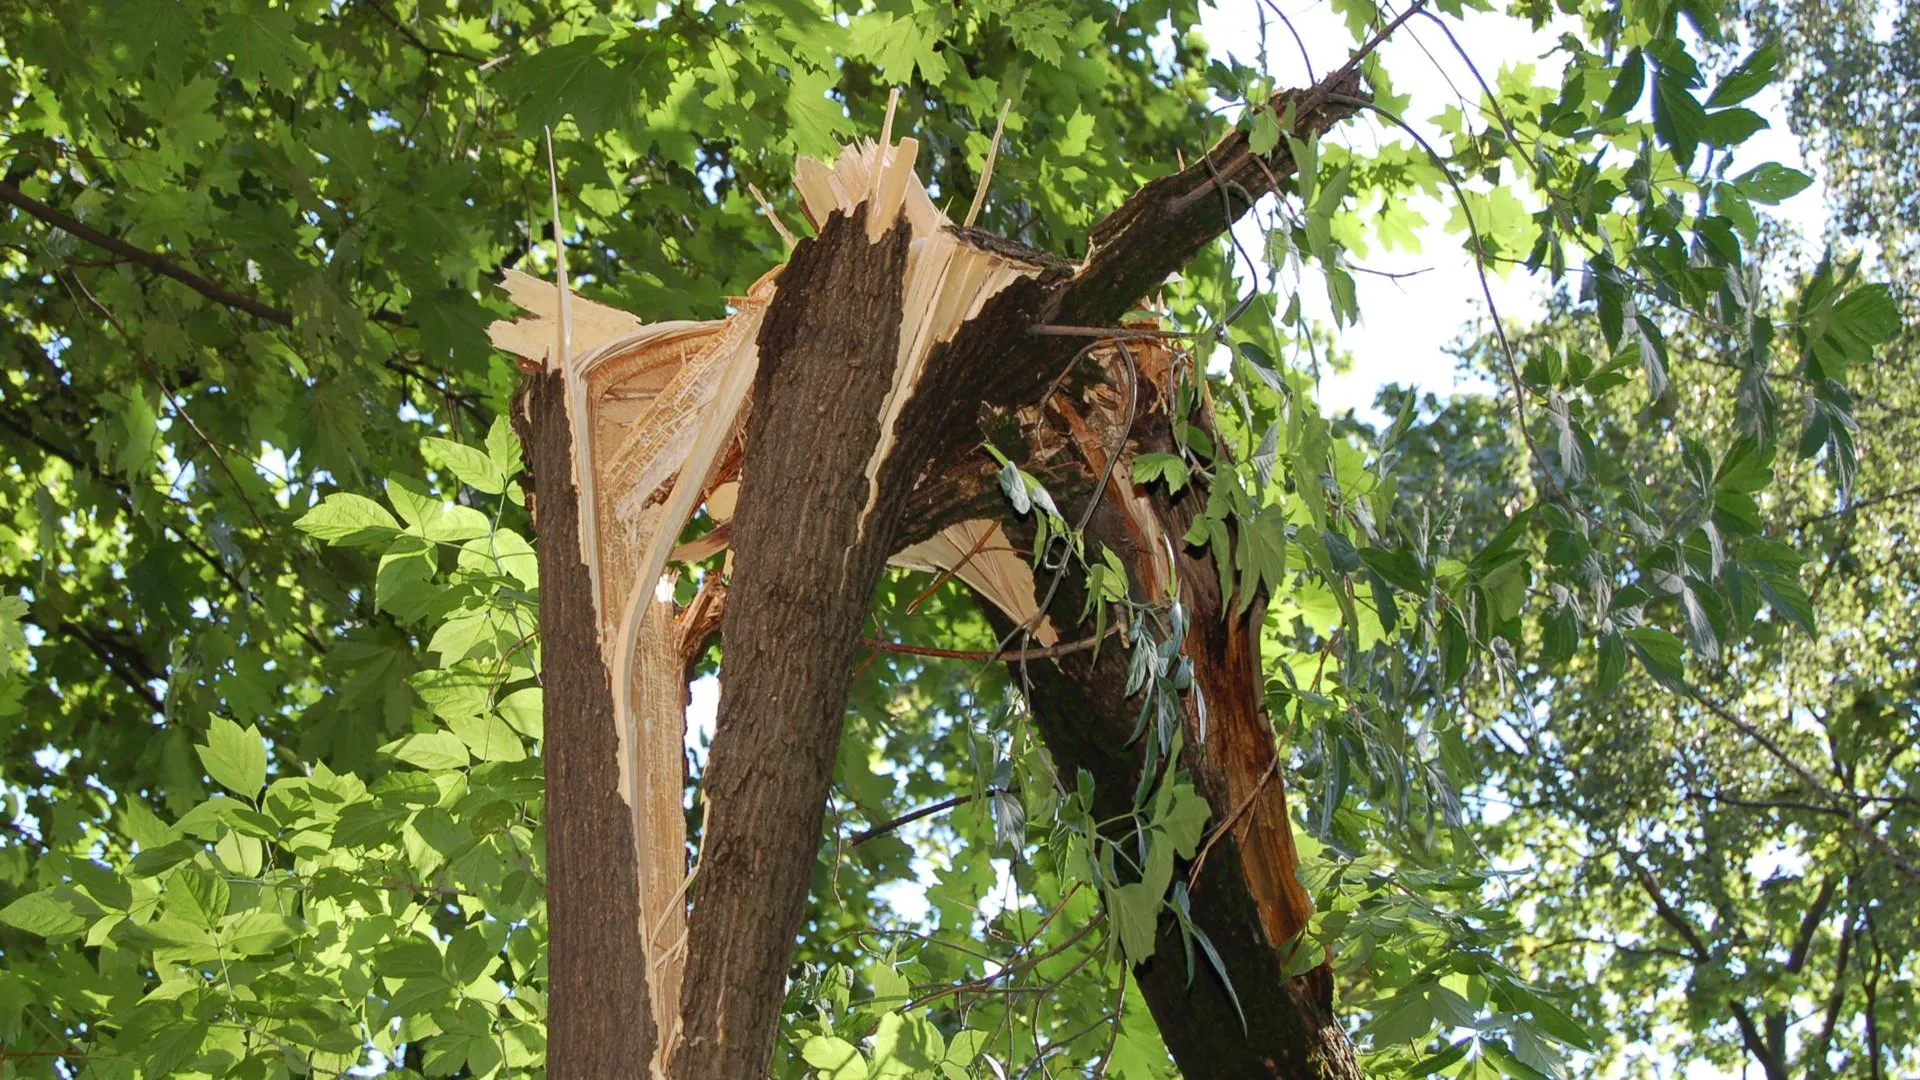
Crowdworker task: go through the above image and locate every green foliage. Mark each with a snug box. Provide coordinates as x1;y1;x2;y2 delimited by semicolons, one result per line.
1;426;543;1076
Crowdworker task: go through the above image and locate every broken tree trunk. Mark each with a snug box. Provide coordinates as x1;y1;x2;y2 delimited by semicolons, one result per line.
974;339;1360;1075
502;69;1367;1079
511;371;658;1075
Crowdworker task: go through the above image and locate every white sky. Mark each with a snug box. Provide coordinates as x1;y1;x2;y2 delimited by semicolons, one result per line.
1194;0;1829;419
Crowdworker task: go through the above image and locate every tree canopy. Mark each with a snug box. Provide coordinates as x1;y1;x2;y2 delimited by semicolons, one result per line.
0;0;1912;1077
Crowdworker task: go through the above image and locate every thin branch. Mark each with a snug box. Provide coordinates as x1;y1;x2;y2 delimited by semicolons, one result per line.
1786;876;1838;973
861;631;1112;663
1090;968;1128;1078
1628;857;1780;1077
1626;858;1710;959
56;620;166;713
1188;758;1277;887
7;176;491;431
1681;685;1920;886
361;0;485;63
61;270;273;535
1323;92;1551;494
0;179;400;328
849;789;1009;847
1811;918;1855;1063
1328;0;1432;87
1794;483;1920;529
0;406;329;654
906;913;1106;1013
1255;0;1317;81
1028;323;1204;339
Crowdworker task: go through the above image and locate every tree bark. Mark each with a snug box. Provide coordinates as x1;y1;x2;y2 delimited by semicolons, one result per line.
672;205;918;1079
988;487;1361;1079
513;372;656;1076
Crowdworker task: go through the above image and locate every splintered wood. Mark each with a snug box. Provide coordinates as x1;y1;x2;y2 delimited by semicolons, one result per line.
489;123;1067;1072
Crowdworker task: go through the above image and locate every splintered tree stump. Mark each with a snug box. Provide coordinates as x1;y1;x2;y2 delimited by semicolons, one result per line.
497;71;1369;1080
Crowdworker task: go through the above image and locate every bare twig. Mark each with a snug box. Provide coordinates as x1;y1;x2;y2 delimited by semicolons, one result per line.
848;787;1017;846
965;100;1013;229
1681;685;1920;886
861;629;1114;663
1326;0;1432;88
1794;483;1920;529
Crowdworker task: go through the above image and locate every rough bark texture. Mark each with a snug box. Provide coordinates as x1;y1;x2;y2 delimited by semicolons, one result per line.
990;505;1360;1080
512;371;656;1077
672;205;916;1079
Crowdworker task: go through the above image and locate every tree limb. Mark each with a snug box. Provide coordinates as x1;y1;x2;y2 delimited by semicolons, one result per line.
0;179;401;328
1682;685;1920;886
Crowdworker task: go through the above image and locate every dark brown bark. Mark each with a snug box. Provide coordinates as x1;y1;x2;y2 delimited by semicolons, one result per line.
989;503;1360;1080
512;372;656;1075
672;206;917;1079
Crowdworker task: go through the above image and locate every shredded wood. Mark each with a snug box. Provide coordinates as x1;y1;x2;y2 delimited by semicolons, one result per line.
893;521;1059;646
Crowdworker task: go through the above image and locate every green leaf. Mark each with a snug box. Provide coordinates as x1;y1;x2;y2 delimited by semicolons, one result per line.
1829;284;1902;349
1057;105;1096;157
296;493;401;546
1363;989;1435;1045
378;937;449;980
871;1011;944;1075
1248;105;1281;156
496;35;614;133
1652;74;1707;168
1706;40;1780;107
1602;49;1645;118
197;716;268;797
0;888;93;939
1703;107;1767;147
945;1029;988;1066
1471;507;1534;572
1132;452;1190;493
1108;880;1162;964
423;437;507;495
496;687;544;739
384;732;472;771
786;65;852;157
1360;547;1427;593
1625;626;1686;687
1733;163;1813;204
448;712;527;763
485;416;525;482
801;1036;869;1080
223;911;304;955
1408;1038;1473;1077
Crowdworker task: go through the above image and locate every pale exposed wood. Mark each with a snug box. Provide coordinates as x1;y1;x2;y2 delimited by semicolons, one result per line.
489;262;772;1078
963;100;1012;229
486;270;648;362
745;183;797;250
628;589;688;1070
892;520;1058;646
